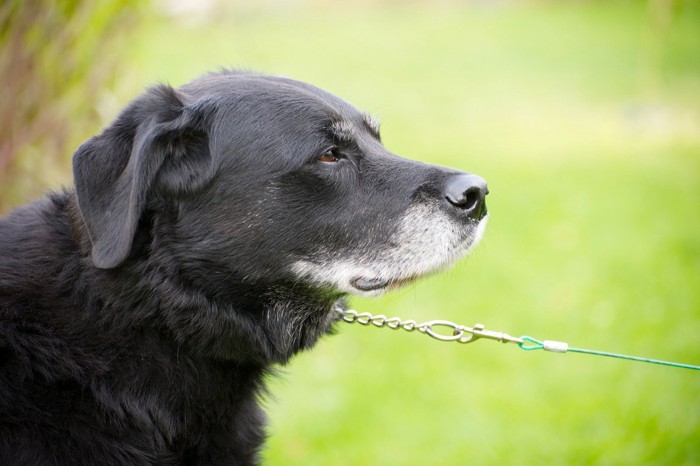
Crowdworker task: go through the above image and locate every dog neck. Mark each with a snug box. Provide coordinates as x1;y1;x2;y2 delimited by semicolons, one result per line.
147;268;341;364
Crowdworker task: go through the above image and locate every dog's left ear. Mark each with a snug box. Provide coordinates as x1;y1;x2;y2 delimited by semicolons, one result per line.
73;85;217;269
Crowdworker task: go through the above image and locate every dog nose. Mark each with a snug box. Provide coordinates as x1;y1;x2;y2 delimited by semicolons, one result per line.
444;174;489;220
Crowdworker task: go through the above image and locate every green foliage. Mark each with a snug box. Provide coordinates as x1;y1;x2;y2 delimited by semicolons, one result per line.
0;0;141;212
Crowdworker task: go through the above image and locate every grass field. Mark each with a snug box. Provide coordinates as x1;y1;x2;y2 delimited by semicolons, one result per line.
131;2;699;464
27;0;700;464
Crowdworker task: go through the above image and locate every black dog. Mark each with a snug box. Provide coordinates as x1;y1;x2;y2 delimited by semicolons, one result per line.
0;70;488;465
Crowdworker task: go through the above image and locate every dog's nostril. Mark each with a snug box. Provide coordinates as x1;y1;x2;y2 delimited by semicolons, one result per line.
444;174;488;220
462;188;481;209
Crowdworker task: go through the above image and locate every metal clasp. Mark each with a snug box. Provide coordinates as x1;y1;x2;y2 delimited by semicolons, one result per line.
458;323;524;345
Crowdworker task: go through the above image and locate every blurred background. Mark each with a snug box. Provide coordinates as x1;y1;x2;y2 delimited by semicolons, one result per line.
2;0;699;463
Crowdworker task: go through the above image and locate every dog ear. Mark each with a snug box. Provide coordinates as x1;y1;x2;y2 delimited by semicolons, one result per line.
73;84;217;269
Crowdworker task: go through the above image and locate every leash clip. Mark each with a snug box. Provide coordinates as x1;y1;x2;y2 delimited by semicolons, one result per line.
459;323;524;345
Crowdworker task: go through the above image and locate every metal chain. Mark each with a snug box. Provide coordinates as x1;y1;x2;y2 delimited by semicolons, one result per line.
334;305;700;371
334;305;523;345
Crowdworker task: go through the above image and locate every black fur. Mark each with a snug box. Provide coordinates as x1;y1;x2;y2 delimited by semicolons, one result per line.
0;70;487;465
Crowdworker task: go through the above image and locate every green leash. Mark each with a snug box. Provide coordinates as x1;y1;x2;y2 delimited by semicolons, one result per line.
336;307;700;372
519;336;700;371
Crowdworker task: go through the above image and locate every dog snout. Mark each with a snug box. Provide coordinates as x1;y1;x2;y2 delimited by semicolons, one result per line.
444;174;489;220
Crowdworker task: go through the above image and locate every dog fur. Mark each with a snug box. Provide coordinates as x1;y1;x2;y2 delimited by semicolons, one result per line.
0;70;488;465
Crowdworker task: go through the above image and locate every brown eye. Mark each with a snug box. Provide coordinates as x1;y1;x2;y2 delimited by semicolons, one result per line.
318;148;340;163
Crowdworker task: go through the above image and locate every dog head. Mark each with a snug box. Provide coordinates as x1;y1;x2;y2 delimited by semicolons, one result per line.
73;70;488;302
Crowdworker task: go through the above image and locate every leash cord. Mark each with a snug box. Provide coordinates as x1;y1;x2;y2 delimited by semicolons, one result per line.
519;336;700;371
336;307;700;372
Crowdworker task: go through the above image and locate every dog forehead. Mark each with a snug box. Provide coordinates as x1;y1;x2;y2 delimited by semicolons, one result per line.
182;72;381;165
182;73;362;122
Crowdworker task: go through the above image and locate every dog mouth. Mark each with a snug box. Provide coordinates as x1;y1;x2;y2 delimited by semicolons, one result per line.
291;213;489;297
350;275;420;292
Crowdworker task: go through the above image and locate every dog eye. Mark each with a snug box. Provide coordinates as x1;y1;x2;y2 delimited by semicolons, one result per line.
318;148;341;163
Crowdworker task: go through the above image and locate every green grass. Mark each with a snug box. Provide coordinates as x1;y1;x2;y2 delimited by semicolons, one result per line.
126;1;700;464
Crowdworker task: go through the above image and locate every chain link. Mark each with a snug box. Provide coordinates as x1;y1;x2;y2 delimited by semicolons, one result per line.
334;305;524;345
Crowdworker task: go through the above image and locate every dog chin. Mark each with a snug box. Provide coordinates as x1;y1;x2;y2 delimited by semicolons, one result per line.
293;214;488;298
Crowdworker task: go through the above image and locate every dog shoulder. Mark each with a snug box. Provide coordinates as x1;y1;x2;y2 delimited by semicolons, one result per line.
0;192;77;298
0;192;93;380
